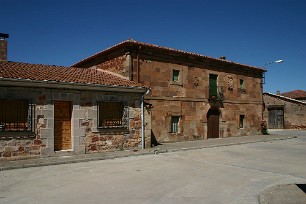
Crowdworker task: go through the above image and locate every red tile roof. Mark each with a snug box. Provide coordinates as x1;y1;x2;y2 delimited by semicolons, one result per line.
281;90;306;99
73;39;265;72
0;61;146;88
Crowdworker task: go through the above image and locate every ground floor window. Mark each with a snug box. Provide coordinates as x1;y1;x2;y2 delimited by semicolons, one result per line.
98;101;127;129
171;116;180;133
0;99;33;132
239;115;245;128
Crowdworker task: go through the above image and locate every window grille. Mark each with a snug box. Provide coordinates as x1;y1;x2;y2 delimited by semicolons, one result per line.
98;102;127;129
0;100;34;132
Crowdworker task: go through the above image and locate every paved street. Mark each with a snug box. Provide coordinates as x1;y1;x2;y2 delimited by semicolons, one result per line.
0;130;306;204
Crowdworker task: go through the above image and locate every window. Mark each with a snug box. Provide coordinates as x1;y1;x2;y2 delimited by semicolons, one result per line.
171;116;180;133
0;99;33;132
239;79;246;90
172;70;180;82
239;115;245;128
209;74;218;98
98;102;127;129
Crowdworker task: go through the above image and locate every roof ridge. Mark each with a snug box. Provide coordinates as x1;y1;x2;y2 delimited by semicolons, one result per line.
72;39;265;71
1;60;68;68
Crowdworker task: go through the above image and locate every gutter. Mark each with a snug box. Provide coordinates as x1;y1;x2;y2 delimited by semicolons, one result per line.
141;88;151;149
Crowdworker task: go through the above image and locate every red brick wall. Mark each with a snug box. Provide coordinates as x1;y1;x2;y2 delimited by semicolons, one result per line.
0;40;8;61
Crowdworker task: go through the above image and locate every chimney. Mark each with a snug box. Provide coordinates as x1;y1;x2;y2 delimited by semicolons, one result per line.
0;33;9;61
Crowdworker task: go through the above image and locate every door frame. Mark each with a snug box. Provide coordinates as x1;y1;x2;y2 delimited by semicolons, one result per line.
268;106;284;129
207;108;220;139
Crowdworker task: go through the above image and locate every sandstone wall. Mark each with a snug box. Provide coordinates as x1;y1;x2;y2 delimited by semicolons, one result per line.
90;53;263;143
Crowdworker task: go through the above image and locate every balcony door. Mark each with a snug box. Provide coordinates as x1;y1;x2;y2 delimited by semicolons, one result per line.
209;74;218;97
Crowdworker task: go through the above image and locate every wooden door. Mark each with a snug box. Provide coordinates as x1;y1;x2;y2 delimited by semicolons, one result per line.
268;108;284;129
54;101;72;151
207;109;219;138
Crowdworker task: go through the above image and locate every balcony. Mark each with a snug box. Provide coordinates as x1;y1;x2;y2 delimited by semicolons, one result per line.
208;85;224;108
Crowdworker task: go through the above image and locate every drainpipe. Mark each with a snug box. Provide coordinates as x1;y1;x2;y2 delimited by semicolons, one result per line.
141;88;150;149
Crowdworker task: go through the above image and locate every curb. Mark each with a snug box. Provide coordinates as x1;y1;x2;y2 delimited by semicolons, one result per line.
258;183;306;204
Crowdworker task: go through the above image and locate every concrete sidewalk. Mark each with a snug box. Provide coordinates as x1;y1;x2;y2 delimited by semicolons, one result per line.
0;134;295;171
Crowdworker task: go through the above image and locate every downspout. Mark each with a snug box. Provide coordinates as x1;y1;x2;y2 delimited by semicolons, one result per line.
141;88;150;149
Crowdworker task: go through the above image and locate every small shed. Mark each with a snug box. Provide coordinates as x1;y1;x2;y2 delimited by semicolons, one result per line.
263;92;306;129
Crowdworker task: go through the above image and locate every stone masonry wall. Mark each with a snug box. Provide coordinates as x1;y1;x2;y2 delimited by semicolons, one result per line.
0;86;145;159
83;93;143;153
89;53;263;143
140;59;262;142
0;86;44;159
93;54;131;79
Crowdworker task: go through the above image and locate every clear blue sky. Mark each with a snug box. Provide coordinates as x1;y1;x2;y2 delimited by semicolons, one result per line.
1;0;305;93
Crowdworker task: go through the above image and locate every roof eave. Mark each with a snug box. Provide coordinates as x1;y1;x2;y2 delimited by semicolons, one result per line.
0;78;148;94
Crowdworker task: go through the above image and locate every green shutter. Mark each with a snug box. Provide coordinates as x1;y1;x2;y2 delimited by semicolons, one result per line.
209;74;218;97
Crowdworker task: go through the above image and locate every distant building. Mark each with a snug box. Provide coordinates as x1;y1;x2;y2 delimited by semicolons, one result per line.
263;92;306;129
281;90;306;102
73;39;266;144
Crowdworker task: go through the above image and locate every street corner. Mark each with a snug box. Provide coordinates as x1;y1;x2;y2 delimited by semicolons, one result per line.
259;183;306;204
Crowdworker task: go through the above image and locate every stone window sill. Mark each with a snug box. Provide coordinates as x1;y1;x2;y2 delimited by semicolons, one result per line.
238;88;247;93
170;81;183;86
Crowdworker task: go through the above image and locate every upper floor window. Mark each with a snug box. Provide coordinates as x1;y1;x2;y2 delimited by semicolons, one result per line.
172;70;180;82
0;99;33;132
239;79;245;89
209;74;218;98
170;69;183;86
98;101;128;129
239;79;246;92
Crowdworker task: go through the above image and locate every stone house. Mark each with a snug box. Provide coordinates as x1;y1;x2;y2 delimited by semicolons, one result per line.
263;92;306;129
73;39;266;144
0;61;149;159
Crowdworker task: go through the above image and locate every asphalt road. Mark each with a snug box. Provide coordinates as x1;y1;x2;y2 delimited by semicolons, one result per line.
0;130;305;204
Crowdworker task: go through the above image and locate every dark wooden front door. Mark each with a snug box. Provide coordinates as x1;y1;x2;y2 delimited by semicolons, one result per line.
268;108;284;129
54;101;72;151
207;109;219;138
